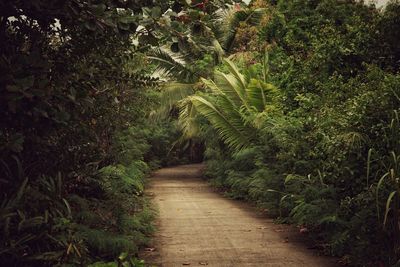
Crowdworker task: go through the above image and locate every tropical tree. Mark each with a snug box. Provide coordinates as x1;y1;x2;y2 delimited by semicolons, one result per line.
0;0;184;265
183;54;278;151
148;2;269;119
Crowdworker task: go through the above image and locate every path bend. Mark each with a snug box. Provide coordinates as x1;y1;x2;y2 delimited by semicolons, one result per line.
141;164;338;267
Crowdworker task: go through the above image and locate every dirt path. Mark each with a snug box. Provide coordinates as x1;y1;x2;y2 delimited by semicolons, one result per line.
141;164;338;267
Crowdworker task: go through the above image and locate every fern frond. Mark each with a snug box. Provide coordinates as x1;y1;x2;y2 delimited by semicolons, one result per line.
77;226;136;256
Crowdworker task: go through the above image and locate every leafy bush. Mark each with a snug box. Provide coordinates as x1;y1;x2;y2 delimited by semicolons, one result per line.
0;0;170;265
202;1;400;265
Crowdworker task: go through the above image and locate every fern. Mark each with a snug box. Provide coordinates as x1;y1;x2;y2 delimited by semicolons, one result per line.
77;226;136;256
98;164;145;196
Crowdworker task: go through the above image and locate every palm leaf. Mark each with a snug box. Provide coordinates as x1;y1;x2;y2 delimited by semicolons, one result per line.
200;78;223;94
150;82;196;119
214;71;249;109
147;48;195;81
200;24;225;62
190;95;252;151
246;79;267;112
159;82;195;110
223;58;247;91
218;8;267;52
178;98;200;139
221;10;248;52
262;50;269;83
247;79;278;112
245;8;267;26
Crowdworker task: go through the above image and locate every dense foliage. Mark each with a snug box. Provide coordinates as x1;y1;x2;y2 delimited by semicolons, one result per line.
0;0;189;266
2;0;400;266
200;0;400;266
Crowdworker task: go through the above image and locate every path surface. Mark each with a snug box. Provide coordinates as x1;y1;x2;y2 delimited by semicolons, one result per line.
141;164;338;267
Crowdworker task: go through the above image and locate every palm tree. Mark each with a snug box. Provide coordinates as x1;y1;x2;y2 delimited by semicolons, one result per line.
213;5;267;52
147;3;270;153
186;54;278;151
148;3;268;116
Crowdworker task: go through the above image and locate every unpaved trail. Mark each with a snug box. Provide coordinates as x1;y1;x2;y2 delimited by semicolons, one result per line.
141;164;338;267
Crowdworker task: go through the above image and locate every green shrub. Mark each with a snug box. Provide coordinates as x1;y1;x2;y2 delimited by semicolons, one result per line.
203;1;400;265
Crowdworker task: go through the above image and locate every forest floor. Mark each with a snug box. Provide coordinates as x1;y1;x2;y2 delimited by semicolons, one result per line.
140;164;339;267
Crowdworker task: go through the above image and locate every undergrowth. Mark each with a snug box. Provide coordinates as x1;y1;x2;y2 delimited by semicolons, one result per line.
203;1;400;266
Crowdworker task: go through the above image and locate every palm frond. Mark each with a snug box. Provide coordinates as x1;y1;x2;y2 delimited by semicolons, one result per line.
150;82;196;120
147;48;195;81
214;70;250;109
200;77;222;94
245;8;267;26
190;95;252;151
211;7;235;42
223;58;247;90
178;98;200;139
219;8;247;52
211;38;225;62
160;82;196;110
200;24;225;62
262;50;269;83
247;79;278;113
218;8;267;52
246;79;267;112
